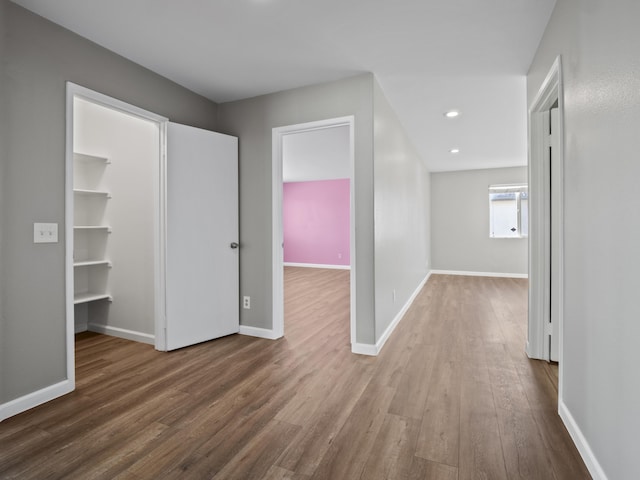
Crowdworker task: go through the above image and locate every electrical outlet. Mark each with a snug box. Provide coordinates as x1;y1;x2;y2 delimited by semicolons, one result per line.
243;296;251;309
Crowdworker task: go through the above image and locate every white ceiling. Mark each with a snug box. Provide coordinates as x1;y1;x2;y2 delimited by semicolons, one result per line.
11;0;556;172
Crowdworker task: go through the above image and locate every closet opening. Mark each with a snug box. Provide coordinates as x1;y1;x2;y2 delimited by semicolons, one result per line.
65;83;168;388
71;96;160;342
66;83;240;390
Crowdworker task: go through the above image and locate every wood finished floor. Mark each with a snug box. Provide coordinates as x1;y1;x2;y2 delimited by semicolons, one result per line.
0;270;591;479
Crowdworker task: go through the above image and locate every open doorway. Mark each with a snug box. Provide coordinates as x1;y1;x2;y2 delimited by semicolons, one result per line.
272;117;355;346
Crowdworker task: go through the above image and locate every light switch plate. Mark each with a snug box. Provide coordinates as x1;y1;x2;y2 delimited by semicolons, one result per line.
34;223;58;243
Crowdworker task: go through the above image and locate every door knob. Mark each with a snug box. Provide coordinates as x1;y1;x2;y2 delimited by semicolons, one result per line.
230;242;239;249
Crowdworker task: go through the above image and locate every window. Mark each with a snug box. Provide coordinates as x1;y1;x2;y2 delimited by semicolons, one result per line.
489;184;528;238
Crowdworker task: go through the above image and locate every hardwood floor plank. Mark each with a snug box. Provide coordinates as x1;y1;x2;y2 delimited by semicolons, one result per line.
485;342;531;413
0;426;51;466
263;465;310;480
387;343;438;420
358;413;421;480
496;407;558;480
405;457;459;480
275;346;363;426
211;420;301;480
484;343;557;479
458;339;509;480
528;407;592;480
415;349;461;467
275;356;373;476
308;380;396;480
129;364;296;478
59;422;170;480
0;272;591;480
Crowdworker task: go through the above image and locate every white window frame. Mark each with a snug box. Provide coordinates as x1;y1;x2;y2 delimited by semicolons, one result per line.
489;184;528;239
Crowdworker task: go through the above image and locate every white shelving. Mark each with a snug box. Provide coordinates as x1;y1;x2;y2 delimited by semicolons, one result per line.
74;260;112;268
74;292;112;305
74;225;112;232
73;188;111;198
73;152;110;164
73;151;112;306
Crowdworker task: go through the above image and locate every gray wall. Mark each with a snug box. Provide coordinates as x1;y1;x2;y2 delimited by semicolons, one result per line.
431;167;528;275
0;0;7;404
373;80;430;339
1;1;218;404
528;0;640;478
217;74;376;344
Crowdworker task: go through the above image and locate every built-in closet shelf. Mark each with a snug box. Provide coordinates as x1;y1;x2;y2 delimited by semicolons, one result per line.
73;188;111;198
74;225;112;232
73;152;110;164
74;260;112;268
74;292;113;305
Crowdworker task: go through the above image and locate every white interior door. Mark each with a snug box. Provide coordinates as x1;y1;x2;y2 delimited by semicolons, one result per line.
542;107;561;362
549;107;561;361
165;122;239;351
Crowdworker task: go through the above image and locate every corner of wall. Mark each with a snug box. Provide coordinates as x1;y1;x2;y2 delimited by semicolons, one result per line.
0;0;7;405
370;77;431;345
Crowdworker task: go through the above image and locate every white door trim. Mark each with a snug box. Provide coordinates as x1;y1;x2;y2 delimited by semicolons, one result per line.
527;56;565;394
65;84;169;367
272;116;356;344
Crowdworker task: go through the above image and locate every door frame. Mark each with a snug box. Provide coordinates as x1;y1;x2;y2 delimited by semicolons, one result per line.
272;116;356;343
527;56;565;392
65;83;169;385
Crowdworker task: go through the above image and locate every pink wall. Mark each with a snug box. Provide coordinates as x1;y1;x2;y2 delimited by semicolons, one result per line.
283;179;350;266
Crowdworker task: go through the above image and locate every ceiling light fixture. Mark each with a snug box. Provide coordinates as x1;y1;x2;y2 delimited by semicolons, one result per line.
449;148;460;154
444;110;460;118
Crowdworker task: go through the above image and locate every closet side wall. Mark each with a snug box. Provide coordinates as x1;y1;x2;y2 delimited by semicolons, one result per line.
74;98;158;340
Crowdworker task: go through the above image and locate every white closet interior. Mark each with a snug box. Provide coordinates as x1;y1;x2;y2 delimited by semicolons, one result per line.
73;97;159;344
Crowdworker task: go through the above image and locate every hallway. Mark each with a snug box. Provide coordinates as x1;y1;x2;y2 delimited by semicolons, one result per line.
0;274;589;479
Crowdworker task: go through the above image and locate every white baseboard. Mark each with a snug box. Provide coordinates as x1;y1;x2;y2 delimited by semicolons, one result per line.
376;271;431;354
0;379;73;422
558;399;608;480
431;269;528;279
351;342;378;356
239;325;281;340
351;272;432;357
284;262;350;270
88;323;155;345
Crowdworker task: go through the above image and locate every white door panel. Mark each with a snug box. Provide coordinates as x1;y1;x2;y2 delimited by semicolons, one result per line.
550;108;560;362
165;122;239;351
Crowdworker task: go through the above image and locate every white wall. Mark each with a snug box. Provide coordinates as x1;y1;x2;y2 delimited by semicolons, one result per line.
528;1;640;478
73;98;158;339
373;80;431;341
431;167;528;276
283;125;350;182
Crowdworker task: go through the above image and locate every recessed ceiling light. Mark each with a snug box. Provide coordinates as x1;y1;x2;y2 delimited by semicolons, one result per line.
444;110;460;118
449;148;460;154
